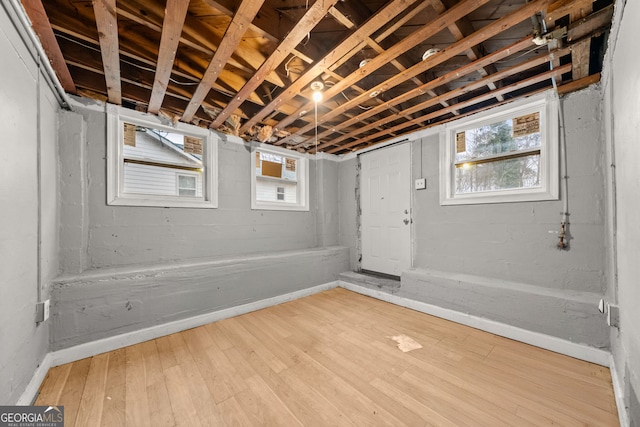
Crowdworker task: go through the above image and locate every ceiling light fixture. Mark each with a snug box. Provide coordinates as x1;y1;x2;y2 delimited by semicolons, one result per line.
359;59;370;68
369;90;381;98
422;48;440;61
310;80;324;103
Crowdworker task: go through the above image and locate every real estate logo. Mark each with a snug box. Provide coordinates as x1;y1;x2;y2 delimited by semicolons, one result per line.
0;406;64;427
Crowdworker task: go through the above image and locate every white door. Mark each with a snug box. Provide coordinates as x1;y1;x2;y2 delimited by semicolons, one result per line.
360;143;411;276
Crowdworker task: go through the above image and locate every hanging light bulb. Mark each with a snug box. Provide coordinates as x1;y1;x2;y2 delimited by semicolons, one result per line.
310;80;324;103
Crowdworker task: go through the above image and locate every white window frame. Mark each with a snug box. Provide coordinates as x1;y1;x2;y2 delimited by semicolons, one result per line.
251;144;309;211
176;172;198;197
440;91;559;205
106;104;218;208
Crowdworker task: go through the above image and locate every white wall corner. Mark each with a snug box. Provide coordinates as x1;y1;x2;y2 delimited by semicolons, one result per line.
610;355;631;426
16;354;53;405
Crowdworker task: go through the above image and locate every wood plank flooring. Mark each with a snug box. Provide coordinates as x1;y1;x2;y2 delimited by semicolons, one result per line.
35;288;619;426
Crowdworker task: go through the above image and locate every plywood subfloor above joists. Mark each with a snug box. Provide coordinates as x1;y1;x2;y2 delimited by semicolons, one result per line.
26;0;615;154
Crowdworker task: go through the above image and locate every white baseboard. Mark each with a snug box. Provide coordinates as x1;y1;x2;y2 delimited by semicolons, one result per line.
18;281;339;404
610;355;630;427
16;353;53;405
339;281;611;367
18;279;614;405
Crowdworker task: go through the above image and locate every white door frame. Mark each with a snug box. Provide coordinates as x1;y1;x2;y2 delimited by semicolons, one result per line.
359;142;412;277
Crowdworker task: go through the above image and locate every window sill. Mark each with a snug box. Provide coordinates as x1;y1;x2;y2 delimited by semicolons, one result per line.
440;187;558;206
251;201;309;211
108;194;217;209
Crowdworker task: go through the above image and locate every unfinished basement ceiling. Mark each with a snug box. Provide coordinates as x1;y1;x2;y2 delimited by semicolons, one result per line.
26;0;614;154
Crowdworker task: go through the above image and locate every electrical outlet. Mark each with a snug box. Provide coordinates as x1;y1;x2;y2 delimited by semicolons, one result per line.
415;178;427;190
35;299;50;323
607;303;619;328
43;299;50;322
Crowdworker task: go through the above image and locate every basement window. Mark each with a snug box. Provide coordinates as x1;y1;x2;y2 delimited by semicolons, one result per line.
251;145;309;211
440;91;559;205
177;173;198;196
107;105;218;208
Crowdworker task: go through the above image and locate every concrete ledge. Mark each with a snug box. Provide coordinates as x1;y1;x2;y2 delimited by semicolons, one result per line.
51;246;349;350
339;271;401;291
339;269;608;354
22;267;609;404
399;269;608;349
19;281;340;405
340;280;611;367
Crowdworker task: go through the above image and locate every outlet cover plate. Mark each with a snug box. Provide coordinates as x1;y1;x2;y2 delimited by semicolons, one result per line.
415;178;427;190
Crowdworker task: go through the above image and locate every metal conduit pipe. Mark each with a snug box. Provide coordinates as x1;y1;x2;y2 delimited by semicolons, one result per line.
540;17;570;249
3;0;73;110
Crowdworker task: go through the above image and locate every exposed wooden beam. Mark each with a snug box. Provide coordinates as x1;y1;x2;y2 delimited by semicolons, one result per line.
262;1;434;133
567;4;614;42
316;47;569;152
324;0;432;77
117;0;284;88
308;38;556;148
326;64;572;154
272;0;493;139
116;6;211;57
202;0;314;65
68;67;214;120
210;0;340;129
433;0;503;101
203;0;291;45
53;25;263;108
547;0;594;23
328;6;425;89
182;0;265;122
305;37;538;149
280;0;553;147
571;38;591;80
557;72;600;95
65;59;221;114
327;6;447;116
92;0;121;104
147;0;190;113
21;0;76;93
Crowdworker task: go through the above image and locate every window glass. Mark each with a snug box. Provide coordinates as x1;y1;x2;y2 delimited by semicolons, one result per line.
454;115;542;194
122;124;204;197
440;92;559;205
107;105;218;208
177;174;197;196
251;146;308;211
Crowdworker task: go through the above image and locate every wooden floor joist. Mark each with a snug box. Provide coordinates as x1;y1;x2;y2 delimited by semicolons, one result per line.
35;288;619;426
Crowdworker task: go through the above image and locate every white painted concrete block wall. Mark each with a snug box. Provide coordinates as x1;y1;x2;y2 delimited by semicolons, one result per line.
604;0;640;422
51;102;348;350
412;88;606;294
338;87;610;349
63;104;320;270
0;6;59;404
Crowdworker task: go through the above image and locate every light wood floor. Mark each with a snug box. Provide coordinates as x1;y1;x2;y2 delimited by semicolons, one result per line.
36;288;619;426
